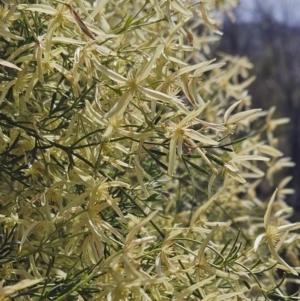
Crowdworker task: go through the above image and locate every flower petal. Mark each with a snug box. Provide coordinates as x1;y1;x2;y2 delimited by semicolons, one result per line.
0;59;21;71
184;129;218;145
254;233;266;252
268;243;298;275
93;61;127;84
168;136;177;176
264;189;278;229
104;90;133;119
227;109;262;125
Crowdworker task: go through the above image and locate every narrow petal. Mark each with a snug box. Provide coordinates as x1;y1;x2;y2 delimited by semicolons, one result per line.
136;44;164;83
230;155;270;163
52;62;81;94
268;243;298;275
224;100;241;123
0;59;21;70
184;129;218;145
264;189;278;229
226;169;246;183
168;136;177;176
90;0;109;18
198;225;218;261
138;86;181;104
254;233;266;252
170;0;193;18
0;27;23;40
1;279;43;296
71;166;95;186
227;109;262;125
175;60;216;78
199;3;222;35
193;62;226;77
177;276;215;301
277;222;300;233
125;210;158;246
93;60;127;84
177;135;183;156
258;144;283;157
179;103;209;126
17;4;57;14
196;120;227;131
104;90;133;119
191;191;220;227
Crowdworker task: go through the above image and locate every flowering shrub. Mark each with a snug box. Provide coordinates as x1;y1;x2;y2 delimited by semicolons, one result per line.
0;0;299;300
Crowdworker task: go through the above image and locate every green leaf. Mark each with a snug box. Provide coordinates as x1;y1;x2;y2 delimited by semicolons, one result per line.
147;149;167;156
205;153;225;166
143;146;168;171
184;159;210;175
144;193;161;202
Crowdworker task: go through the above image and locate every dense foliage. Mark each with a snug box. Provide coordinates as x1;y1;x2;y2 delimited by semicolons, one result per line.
0;0;299;300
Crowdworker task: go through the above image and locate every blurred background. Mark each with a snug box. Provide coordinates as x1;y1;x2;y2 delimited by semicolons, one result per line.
217;0;300;218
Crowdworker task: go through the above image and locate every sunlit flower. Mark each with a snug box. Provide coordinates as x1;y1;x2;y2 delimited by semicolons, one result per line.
1;0;298;300
93;60;184;119
209;155;270;192
196;225;239;282
0;67;31;109
0;279;43;300
265;106;290;145
165;104;222;175
266;157;295;184
73;41;116;87
159;229;182;272
19;220;56;251
223;100;262;133
254;189;300;275
276;176;295;203
23;161;46;181
0;213;31;241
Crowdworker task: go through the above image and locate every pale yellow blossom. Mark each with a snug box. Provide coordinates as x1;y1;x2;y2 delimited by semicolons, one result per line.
0;279;43;300
254;189;300;275
166;104;221;175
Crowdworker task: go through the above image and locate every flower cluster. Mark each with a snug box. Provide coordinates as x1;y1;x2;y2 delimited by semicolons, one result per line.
0;0;298;300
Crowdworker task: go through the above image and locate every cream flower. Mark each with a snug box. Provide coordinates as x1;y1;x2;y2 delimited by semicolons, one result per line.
254;189;300;275
0;279;43;300
166;104;223;175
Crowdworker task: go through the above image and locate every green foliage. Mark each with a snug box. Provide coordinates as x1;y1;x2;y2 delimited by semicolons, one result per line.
0;0;299;300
